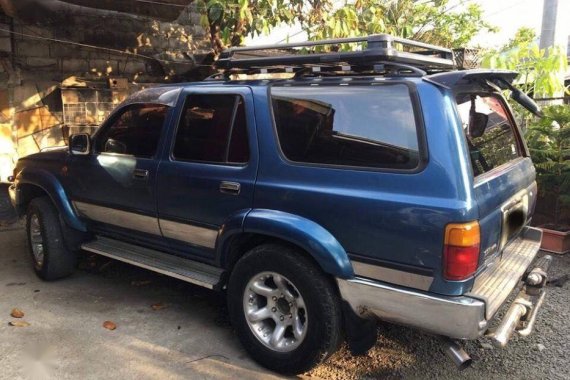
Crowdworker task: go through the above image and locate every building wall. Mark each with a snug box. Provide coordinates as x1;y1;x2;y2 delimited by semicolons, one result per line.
0;2;209;182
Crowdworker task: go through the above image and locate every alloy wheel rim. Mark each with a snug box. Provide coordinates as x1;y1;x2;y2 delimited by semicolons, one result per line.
29;214;45;268
243;271;308;352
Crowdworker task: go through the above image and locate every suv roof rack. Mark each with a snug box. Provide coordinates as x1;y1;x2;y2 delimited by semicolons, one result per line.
215;34;456;77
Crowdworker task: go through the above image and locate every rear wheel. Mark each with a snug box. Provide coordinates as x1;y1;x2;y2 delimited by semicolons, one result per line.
26;197;77;280
228;244;342;375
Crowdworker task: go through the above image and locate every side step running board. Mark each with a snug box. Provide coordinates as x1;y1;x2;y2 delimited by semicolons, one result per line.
81;237;224;290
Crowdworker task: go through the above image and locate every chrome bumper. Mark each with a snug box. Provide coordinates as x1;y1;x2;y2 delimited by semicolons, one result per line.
337;277;487;339
338;227;548;343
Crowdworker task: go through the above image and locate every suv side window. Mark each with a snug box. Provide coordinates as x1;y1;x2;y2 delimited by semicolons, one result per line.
271;84;421;170
173;94;249;164
96;104;168;158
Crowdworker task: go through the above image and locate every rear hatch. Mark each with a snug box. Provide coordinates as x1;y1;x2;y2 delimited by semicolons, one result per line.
457;91;537;264
437;70;539;266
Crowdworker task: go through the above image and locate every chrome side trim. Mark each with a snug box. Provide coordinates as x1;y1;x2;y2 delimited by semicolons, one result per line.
337;277;486;339
352;261;433;291
73;201;162;236
159;219;218;249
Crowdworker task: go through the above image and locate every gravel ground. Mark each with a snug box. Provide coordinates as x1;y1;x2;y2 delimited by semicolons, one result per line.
1;221;568;379
307;251;570;380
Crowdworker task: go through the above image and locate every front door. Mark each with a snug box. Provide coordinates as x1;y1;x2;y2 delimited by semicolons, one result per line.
66;103;170;243
156;87;258;261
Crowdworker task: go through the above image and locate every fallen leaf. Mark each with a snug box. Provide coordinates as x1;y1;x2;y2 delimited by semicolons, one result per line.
131;280;152;287
102;321;117;330
10;308;24;318
9;320;30;327
151;303;167;311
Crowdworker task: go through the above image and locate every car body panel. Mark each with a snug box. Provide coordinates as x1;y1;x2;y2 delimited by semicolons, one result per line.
155;86;259;261
13;149;86;232
10;71;539;298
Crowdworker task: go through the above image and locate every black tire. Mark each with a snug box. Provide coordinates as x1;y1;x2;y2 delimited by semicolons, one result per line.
228;244;342;375
26;197;77;280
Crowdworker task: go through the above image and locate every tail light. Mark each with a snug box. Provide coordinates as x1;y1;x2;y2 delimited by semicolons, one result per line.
443;221;480;281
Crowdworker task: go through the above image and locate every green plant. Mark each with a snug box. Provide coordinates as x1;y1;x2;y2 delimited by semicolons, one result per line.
308;0;496;48
481;37;568;129
198;0;496;55
526;105;570;227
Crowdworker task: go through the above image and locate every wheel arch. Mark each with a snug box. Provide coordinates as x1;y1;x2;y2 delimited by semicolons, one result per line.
15;168;86;232
217;209;354;279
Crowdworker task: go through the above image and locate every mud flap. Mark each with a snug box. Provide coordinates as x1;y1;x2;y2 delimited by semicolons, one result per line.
342;301;377;355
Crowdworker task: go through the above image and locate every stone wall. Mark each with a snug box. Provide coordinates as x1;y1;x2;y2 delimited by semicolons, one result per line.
0;1;211;182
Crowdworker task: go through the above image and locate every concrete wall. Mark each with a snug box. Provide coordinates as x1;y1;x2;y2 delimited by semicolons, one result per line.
0;2;210;182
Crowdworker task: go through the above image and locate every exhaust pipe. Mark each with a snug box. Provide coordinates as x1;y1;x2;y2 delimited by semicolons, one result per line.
440;338;472;370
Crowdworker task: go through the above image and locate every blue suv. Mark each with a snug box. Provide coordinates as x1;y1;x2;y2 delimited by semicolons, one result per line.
9;35;551;374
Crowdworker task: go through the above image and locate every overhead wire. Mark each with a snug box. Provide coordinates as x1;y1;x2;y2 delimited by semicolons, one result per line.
0;27;214;67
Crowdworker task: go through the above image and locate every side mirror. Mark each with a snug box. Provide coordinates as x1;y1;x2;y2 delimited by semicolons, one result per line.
469;112;489;138
69;133;91;156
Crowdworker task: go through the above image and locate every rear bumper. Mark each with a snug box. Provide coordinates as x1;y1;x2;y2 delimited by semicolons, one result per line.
338;227;548;343
337;277;487;339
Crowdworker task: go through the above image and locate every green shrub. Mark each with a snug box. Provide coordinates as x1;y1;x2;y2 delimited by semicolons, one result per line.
526;105;570;227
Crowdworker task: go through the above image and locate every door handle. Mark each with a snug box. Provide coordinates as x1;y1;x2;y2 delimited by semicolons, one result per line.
133;169;149;180
220;181;241;195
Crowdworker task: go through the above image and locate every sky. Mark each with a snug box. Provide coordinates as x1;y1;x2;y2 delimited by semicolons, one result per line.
246;0;568;50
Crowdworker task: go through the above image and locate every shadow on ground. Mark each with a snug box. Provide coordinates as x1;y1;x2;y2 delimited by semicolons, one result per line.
1;227;568;379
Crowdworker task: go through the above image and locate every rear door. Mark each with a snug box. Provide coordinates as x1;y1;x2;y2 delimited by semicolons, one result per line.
455;91;537;263
156;87;258;261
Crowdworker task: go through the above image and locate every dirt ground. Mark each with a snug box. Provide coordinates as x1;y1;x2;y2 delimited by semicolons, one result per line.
1;224;568;380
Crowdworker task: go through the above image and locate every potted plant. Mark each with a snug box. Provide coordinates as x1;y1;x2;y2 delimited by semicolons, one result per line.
526;104;570;254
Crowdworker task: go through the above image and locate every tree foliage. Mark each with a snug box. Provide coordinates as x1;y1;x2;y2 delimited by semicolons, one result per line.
526;105;570;227
481;34;568;99
198;0;497;55
481;30;568;129
196;0;330;54
500;26;537;52
307;0;496;48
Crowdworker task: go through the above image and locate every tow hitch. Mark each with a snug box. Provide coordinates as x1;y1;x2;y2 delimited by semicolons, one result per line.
488;255;552;347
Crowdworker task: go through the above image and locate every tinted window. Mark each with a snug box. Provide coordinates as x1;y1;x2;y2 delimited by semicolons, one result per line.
271;85;420;170
456;94;521;177
96;104;168;158
173;95;249;164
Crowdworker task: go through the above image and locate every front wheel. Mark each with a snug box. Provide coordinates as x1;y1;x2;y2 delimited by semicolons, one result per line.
26;197;77;280
228;244;342;375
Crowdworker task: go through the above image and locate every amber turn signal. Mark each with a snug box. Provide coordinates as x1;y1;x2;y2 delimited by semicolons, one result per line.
443;221;480;281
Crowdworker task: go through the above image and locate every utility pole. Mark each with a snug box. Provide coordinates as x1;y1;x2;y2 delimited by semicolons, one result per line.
539;0;568;54
539;0;558;50
539;0;568;102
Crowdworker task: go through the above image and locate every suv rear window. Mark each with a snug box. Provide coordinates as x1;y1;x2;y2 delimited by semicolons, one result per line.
456;94;522;177
271;84;420;170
